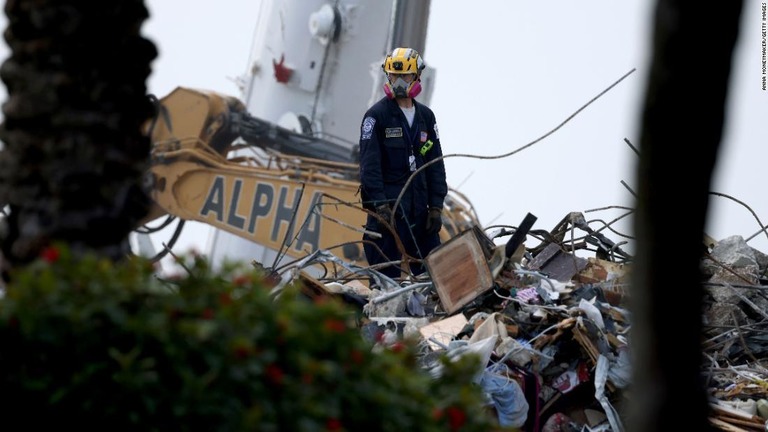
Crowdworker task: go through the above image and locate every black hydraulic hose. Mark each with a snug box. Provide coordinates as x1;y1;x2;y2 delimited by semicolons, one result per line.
146;219;185;264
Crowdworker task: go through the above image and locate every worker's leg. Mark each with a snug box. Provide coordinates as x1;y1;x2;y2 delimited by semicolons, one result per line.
362;215;401;279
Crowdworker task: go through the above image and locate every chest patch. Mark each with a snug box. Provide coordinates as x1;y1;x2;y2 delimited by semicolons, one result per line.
385;127;403;138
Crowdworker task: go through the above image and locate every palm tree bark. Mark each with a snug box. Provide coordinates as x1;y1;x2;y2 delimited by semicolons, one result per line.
0;0;157;275
628;1;743;431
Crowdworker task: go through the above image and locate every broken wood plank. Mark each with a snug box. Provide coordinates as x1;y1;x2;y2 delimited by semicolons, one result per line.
418;313;469;350
710;402;766;424
297;271;334;300
709;417;754;432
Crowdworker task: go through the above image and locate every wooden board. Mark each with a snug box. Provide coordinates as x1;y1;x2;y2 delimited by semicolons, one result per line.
425;229;494;314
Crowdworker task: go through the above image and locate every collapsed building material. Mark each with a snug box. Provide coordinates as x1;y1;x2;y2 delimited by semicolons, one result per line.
265;208;768;431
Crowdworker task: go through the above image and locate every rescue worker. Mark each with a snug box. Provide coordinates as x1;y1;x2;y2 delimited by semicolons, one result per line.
358;47;447;280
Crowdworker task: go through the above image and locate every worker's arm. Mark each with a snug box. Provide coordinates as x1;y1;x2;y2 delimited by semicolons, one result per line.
358;111;388;209
420;106;447;210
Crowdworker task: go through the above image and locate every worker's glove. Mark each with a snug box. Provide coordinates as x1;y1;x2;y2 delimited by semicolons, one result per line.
375;204;393;225
425;207;443;235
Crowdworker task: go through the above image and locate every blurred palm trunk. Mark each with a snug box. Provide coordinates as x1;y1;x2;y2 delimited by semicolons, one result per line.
0;0;157;275
628;1;742;431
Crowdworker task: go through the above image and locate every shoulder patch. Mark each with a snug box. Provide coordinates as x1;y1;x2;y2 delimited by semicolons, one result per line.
361;117;375;140
434;123;440;140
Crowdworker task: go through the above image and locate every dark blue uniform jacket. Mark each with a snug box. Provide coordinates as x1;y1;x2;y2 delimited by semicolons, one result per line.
358;97;447;220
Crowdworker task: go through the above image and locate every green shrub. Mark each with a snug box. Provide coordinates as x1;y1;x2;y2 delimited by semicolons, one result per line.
0;244;498;431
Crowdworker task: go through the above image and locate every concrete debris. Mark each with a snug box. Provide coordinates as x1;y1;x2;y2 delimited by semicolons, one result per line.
278;211;768;431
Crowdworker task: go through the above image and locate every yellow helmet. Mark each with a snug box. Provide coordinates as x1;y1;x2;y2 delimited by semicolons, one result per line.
382;47;425;75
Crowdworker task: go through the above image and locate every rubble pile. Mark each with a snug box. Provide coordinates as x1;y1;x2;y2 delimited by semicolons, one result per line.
295;211;768;431
701;235;768;431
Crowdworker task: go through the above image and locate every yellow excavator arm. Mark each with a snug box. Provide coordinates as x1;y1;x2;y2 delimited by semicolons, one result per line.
140;86;480;268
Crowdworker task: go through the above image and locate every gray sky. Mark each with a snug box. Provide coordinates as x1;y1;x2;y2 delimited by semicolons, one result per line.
3;1;768;263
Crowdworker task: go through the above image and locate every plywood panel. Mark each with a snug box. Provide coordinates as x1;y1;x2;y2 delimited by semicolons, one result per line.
425;229;494;314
